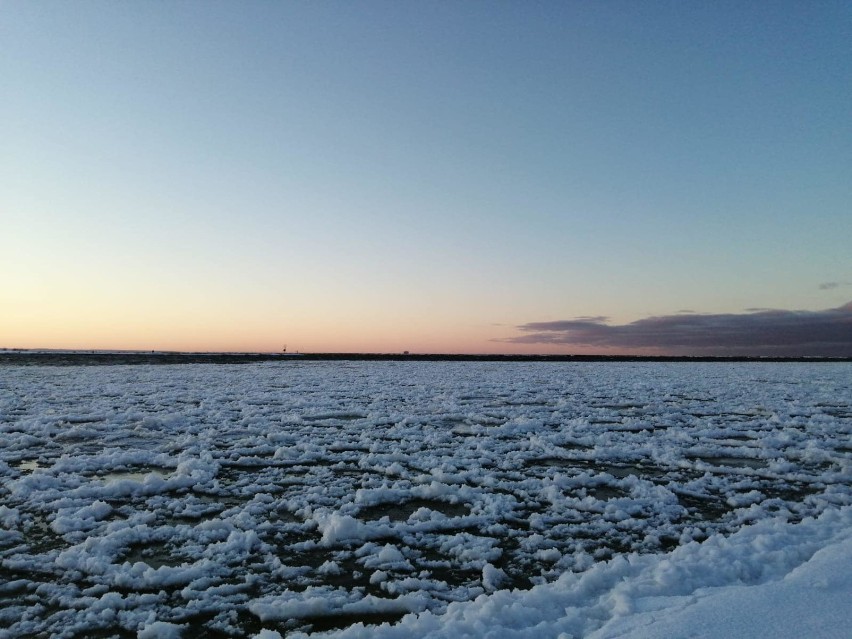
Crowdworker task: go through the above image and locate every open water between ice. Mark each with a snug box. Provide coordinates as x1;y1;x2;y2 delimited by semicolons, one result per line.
0;361;850;637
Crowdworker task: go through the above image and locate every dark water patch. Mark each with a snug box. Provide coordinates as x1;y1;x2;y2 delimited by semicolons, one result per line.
321;557;383;593
268;506;302;524
65;443;107;455
588;485;627;500
328;445;371;453
190;493;247;512
689;456;768;470
412;548;483;587
0;569;39;595
358;499;468;522
657;534;681;551
101;433;158;450
264;463;312;477
708;434;755;444
498;512;536;530
62;416;106;425
216;467;308;495
67;626;136;639
762;482;822;503
168;513;218;525
558;442;592;451
486;534;532;590
588;537;635;560
26;516;68;553
53;428;96;442
469;415;508;426
288;548;334;570
328;468;389;486
670;395;714;402
505;400;550;407
818;407;852;419
523;456;572;469
796;460;839;473
173;398;203;408
593;403;645;410
121;543;183;569
305;611;409;634
173;609;274;639
608;422;657;432
99;467;169;483
675;492;732;521
164;501;230;524
522;457;668;480
210;431;252;446
218;454;278;469
302;413;367;422
264;527;316;556
601;463;667;479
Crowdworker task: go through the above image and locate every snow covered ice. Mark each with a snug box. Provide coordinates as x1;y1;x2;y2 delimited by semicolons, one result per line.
0;360;850;637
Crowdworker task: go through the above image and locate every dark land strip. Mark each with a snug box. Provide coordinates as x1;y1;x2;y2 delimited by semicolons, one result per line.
2;352;851;366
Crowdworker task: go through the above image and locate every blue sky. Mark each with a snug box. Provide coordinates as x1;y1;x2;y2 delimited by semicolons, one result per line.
2;1;850;353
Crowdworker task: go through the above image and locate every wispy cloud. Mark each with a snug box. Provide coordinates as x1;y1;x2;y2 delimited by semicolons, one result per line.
500;302;852;356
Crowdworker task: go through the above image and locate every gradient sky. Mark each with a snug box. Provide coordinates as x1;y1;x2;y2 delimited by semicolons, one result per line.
2;1;851;354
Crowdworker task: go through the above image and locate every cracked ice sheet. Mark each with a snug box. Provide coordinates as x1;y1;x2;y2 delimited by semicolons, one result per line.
0;361;850;637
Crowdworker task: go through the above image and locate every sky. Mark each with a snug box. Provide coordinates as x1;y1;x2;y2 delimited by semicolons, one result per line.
2;1;851;355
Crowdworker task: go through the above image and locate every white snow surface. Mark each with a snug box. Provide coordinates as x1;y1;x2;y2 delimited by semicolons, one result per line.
0;361;850;638
310;504;852;639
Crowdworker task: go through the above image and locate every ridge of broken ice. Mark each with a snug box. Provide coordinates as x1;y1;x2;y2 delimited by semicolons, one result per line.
284;504;852;639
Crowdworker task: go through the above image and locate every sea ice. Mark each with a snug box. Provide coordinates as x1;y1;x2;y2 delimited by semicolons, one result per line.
0;360;849;637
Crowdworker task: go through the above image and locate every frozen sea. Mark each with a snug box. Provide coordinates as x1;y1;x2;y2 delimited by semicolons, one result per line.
0;360;850;638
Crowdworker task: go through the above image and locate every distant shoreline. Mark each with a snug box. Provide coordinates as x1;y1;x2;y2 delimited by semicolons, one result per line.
1;351;851;366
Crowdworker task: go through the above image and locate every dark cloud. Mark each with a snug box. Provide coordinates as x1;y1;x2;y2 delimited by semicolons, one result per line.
819;281;851;291
500;302;852;356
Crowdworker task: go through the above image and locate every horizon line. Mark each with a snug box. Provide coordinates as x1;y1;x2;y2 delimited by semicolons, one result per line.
2;349;851;363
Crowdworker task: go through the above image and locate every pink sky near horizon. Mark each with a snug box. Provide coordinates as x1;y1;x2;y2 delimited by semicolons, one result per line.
0;319;622;355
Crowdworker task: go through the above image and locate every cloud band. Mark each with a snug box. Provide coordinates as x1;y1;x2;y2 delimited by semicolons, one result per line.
501;302;852;356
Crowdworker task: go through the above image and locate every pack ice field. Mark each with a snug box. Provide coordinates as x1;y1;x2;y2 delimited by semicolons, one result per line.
1;361;850;637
